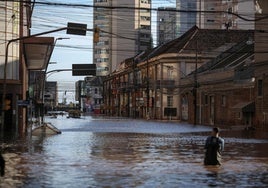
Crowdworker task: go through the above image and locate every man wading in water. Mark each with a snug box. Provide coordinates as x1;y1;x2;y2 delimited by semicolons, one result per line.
0;152;4;176
204;127;224;166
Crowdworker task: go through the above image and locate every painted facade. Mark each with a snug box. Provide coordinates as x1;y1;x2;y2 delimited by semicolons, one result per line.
103;26;261;129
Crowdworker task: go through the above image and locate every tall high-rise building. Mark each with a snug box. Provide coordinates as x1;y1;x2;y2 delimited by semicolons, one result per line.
173;0;254;38
176;0;197;37
93;0;152;76
157;7;176;45
255;0;268;63
197;0;255;30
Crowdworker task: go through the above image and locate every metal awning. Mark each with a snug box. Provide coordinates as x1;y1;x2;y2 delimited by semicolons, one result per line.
23;37;54;70
232;101;255;113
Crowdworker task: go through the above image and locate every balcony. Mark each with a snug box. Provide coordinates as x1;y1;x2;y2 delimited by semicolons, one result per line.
156;80;175;89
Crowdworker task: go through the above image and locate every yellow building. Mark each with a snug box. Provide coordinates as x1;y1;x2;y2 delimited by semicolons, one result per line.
103;26;253;121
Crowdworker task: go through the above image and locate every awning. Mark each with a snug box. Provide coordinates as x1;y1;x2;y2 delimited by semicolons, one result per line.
232;101;255;113
23;37;54;70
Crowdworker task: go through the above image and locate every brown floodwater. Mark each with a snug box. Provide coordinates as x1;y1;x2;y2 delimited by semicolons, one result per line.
0;116;268;187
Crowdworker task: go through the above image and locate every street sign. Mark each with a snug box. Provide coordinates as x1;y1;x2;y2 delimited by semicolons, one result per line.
67;22;87;36
17;100;30;106
164;107;177;116
72;64;96;76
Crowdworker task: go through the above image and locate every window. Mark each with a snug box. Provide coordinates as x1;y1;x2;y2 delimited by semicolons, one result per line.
141;0;151;4
221;95;226;106
140;9;150;13
95;49;109;54
167;96;173;107
141;16;150;21
204;95;208;105
97;67;109;72
95;0;107;3
207;19;215;23
140;33;150;38
234;112;242;119
182;96;188;105
140;25;151;30
95;58;109;63
258;79;263;96
167;66;173;79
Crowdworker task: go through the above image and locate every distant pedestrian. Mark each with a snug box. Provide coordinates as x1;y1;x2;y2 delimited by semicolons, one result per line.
204;127;224;166
0;152;5;176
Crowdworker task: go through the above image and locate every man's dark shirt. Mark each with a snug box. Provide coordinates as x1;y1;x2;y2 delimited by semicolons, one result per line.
204;136;224;165
0;153;5;176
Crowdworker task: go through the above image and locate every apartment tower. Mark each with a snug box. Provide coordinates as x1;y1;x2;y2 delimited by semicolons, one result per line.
157;7;176;45
176;0;197;37
197;0;254;30
93;0;152;76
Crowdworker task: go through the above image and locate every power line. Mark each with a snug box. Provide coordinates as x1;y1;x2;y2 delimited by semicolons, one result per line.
4;0;268;22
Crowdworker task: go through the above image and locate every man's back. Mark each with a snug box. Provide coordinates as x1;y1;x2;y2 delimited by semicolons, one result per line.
204;136;222;165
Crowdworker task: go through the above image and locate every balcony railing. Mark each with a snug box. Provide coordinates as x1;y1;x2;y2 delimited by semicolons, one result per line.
156;80;175;89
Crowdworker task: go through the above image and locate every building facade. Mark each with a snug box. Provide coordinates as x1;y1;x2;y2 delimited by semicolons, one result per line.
103;27;254;122
162;0;255;39
102;26;268;130
44;81;58;112
197;0;255;30
76;77;104;114
157;7;177;45
254;0;268;129
0;1;31;135
180;39;255;126
176;0;197;36
93;0;152;76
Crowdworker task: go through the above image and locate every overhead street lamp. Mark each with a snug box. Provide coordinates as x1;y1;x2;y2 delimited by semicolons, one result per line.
40;37;70;122
1;22;88;132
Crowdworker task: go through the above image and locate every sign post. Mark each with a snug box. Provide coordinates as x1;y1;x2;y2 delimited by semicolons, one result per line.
72;64;96;76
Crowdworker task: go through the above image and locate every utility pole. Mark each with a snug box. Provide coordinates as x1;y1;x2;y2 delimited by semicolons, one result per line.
194;39;198;125
146;56;150;120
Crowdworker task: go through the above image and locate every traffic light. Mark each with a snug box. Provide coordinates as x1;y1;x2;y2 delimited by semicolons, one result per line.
93;27;100;43
4;99;11;111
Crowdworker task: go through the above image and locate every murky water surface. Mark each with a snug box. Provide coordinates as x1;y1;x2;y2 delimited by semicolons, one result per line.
1;116;268;187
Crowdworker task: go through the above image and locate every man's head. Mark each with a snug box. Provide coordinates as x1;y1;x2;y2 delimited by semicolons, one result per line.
212;127;220;137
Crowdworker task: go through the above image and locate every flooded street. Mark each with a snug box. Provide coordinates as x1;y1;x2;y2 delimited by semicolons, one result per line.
1;116;268;187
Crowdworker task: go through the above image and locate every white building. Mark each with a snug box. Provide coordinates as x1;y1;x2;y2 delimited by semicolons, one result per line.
93;0;152;76
196;0;255;30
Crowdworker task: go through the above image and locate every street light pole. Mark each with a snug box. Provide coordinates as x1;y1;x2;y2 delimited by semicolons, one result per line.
146;56;150;120
1;23;87;132
41;37;70;122
1;27;69;132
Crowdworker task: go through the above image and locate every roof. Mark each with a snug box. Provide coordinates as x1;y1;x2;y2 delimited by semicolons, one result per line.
137;26;253;63
196;40;254;74
232;101;255;113
115;26;254;73
23;37;55;70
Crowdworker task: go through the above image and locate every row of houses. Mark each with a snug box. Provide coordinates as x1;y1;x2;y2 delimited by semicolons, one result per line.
102;26;268;130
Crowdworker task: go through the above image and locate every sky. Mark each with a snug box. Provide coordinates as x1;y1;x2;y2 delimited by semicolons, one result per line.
31;0;176;102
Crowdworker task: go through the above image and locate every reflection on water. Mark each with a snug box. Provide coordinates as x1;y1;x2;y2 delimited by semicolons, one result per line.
0;117;268;187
